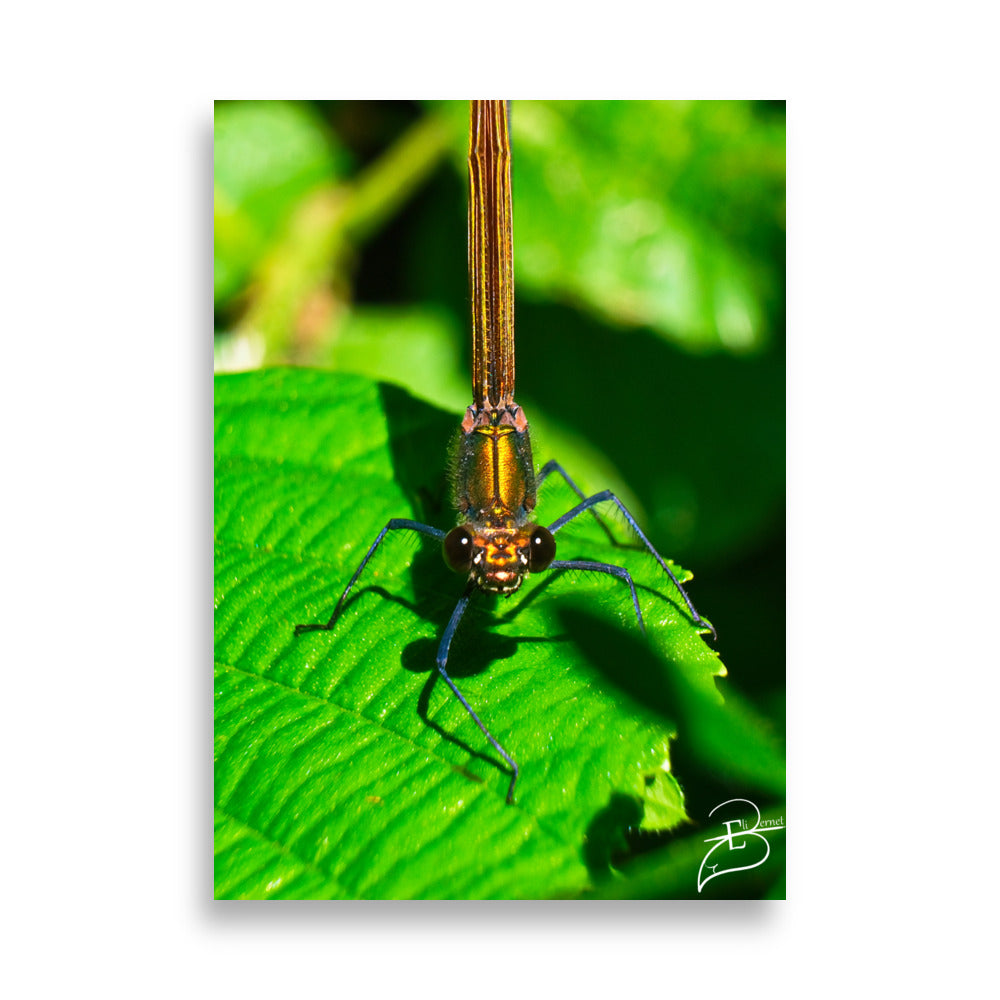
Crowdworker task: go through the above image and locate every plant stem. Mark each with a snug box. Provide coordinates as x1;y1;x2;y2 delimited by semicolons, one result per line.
240;109;455;362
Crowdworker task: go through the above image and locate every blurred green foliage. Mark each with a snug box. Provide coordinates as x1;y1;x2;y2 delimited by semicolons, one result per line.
509;101;784;352
214;100;786;898
214;101;352;304
215;100;784;362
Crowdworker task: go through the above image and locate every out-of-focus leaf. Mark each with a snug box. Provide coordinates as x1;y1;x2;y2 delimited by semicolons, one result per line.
589;806;786;899
214;368;725;899
667;650;786;795
214;101;351;305
513;300;785;566
319;305;470;413
449;100;785;354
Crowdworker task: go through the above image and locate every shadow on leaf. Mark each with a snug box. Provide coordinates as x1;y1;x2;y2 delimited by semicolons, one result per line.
583;793;644;885
554;603;680;729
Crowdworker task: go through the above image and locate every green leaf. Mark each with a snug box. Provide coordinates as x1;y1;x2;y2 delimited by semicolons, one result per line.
315;305;471;414
215;367;724;899
508;101;784;353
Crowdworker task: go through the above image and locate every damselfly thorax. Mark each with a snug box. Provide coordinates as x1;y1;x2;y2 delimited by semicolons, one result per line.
444;401;554;594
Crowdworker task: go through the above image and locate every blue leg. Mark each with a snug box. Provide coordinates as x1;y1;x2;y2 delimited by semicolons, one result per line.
537;460;618;545
537;459;581;493
549;559;645;634
548;491;716;640
295;518;445;634
436;584;519;804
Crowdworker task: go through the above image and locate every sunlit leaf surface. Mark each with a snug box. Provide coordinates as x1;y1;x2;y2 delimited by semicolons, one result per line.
214;368;724;899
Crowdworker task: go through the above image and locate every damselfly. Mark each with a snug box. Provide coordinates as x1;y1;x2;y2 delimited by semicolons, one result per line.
295;100;714;803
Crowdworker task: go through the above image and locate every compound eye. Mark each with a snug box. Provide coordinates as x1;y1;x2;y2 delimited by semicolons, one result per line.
442;526;474;573
527;526;556;572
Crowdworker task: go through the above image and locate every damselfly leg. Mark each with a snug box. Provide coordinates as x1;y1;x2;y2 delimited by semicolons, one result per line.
296;524;520;802
547;558;645;633
539;460;713;639
294;519;444;635
546;479;716;641
435;581;518;803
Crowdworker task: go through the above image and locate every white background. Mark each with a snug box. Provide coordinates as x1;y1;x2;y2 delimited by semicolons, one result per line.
2;1;996;995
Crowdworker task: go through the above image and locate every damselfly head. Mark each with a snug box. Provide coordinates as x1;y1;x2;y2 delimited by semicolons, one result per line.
443;523;556;594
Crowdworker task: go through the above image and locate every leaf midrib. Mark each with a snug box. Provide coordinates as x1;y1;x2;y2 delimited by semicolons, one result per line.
215;659;573;849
